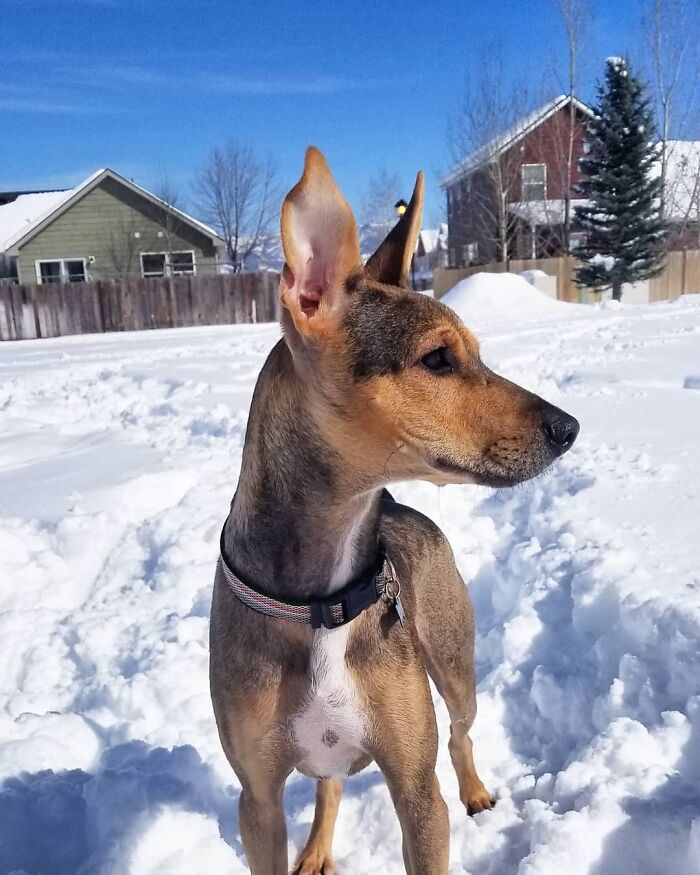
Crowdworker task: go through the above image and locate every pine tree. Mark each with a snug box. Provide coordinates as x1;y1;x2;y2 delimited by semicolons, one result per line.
575;57;667;300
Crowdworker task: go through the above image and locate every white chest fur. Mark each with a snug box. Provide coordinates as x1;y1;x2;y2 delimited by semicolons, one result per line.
292;625;366;778
291;504;370;778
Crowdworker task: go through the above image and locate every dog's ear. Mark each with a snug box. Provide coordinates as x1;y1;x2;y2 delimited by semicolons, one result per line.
364;171;424;287
280;147;361;338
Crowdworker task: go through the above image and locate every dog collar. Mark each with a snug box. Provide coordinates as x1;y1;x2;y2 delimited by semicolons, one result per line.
219;525;402;630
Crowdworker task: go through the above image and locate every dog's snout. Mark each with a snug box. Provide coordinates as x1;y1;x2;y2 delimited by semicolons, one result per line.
542;408;580;455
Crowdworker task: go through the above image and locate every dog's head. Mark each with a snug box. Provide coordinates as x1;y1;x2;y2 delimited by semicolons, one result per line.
279;147;579;489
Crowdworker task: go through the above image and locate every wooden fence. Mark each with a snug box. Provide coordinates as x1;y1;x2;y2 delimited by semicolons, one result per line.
0;272;281;341
433;249;700;302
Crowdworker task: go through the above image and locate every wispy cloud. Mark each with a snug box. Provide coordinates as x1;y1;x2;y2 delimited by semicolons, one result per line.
0;97;121;114
193;73;392;96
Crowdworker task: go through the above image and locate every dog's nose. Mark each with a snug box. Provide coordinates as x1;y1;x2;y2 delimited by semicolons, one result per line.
542;408;580;455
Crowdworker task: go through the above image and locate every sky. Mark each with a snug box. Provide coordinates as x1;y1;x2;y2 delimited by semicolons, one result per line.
0;0;672;225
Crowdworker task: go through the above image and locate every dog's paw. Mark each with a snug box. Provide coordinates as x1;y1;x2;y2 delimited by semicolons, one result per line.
291;847;335;875
464;783;496;816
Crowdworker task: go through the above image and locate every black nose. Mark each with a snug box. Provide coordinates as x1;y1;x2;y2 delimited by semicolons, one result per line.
542;409;580;455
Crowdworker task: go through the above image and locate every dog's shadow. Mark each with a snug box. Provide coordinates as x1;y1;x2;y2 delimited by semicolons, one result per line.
0;739;242;875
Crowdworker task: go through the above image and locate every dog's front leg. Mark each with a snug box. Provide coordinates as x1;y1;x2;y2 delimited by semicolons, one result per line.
383;768;449;875
239;775;288;875
370;673;450;875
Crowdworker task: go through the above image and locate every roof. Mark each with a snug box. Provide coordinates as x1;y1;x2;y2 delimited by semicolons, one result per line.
0;190;70;251
441;94;595;189
416;225;448;256
509;198;589;225
0;168;225;254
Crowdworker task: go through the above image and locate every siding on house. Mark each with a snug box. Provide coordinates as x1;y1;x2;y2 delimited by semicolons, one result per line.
445;101;591;266
16;176;219;283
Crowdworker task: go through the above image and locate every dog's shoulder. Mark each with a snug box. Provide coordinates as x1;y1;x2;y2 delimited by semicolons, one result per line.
378;490;455;575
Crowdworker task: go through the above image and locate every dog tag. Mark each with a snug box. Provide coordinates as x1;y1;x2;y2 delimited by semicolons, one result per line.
394;591;406;626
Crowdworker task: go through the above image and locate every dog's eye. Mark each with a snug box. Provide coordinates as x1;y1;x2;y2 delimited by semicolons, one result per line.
421;347;453;375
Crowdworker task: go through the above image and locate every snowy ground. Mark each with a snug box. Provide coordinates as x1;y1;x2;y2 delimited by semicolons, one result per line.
1;284;700;875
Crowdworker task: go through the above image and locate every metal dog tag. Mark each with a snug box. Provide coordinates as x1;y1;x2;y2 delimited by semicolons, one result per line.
394;591;406;626
383;555;406;627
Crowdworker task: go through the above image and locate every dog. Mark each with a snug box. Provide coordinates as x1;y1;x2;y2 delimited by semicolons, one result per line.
209;147;579;875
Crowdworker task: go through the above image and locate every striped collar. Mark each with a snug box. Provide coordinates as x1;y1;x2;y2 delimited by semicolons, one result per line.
219;524;399;629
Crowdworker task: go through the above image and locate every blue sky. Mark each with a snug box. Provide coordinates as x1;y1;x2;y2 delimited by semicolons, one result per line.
2;0;661;223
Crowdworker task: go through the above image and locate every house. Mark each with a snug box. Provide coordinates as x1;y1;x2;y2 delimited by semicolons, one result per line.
0;168;226;284
413;225;448;287
663;140;700;249
441;94;594;266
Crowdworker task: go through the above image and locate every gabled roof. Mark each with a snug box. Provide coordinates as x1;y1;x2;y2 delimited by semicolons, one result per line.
1;168;225;254
441;94;595;189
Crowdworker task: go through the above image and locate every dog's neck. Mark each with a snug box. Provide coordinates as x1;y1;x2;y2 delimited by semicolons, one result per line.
224;339;382;599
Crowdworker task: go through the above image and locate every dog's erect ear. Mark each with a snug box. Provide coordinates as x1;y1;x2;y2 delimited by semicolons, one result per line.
280;147;361;337
364;171;424;287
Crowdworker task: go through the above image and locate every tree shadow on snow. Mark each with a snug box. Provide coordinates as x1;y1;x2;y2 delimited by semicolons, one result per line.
0;740;241;875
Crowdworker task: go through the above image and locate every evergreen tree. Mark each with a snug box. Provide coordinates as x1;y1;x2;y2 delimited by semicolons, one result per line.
575;57;666;300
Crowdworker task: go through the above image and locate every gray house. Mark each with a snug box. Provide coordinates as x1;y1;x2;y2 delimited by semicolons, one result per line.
0;168;226;284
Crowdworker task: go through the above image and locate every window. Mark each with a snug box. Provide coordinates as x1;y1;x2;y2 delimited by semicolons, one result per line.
461;177;471;199
140;251;196;279
171;251;195;275
447;190;452;216
462;242;478;264
570;232;586;251
449;248;456;267
36;258;87;284
65;260;86;282
522;163;546;201
141;253;166;278
39;261;62;284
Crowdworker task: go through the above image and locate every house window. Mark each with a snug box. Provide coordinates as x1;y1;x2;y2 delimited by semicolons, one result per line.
171;251;195;275
570;232;587;251
462;242;478;264
522;163;546;201
141;253;166;278
461;177;471;199
449;248;456;267
140;251;196;278
447;190;453;216
36;258;87;284
38;261;62;284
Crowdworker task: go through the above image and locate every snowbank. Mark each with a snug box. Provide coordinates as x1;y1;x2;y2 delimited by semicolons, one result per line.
442;271;572;323
1;298;700;873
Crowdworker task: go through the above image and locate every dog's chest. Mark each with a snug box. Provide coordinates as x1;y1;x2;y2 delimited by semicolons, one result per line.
292;625;366;778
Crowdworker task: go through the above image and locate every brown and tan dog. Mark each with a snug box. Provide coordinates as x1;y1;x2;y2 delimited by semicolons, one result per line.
210;147;579;875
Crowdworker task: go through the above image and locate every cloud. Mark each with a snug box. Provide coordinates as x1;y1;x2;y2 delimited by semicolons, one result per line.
0;97;119;114
193;73;390;96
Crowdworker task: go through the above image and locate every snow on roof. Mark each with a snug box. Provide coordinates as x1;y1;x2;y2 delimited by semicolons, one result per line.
509;198;589;225
441;95;594;189
0;190;70;251
1;168;224;253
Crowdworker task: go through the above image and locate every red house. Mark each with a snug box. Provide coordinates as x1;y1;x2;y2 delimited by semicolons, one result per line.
441;94;594;266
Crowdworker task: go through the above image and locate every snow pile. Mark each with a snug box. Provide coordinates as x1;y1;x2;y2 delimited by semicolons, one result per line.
442;271;571;323
1;296;700;873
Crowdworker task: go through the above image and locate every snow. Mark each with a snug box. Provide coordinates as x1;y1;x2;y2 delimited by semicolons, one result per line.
2;286;700;874
0;191;69;251
442;271;574;320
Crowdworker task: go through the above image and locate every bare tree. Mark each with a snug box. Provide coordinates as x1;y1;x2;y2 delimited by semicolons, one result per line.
449;48;533;263
150;173;185;265
195;141;277;273
553;0;592;252
644;0;700;242
106;211;141;280
361;169;403;225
